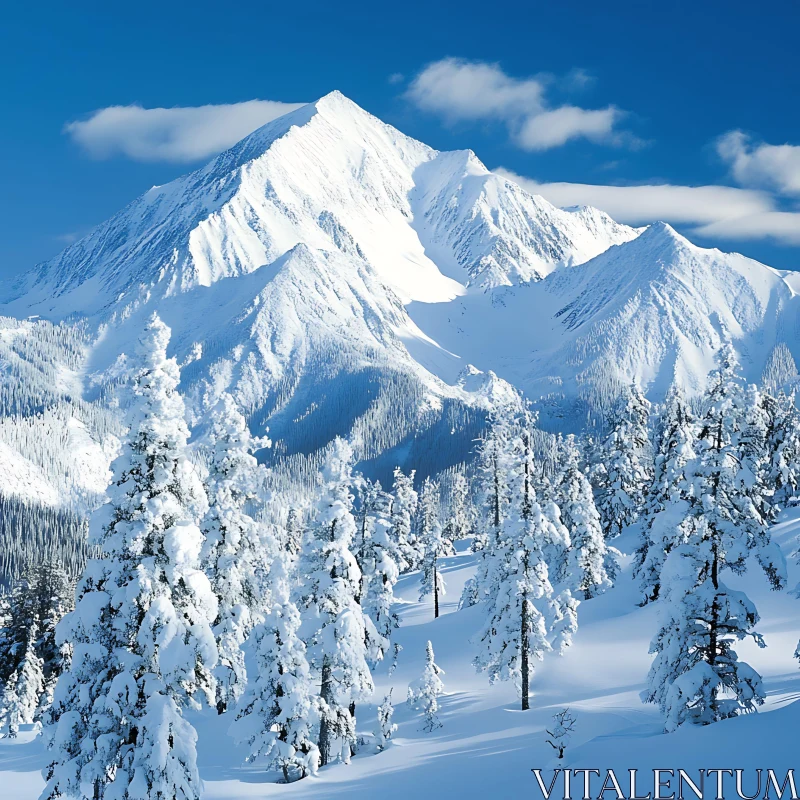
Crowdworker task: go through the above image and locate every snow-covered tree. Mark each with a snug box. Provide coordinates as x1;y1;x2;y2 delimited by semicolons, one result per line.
0;621;44;738
374;690;396;751
359;482;404;668
459;404;517;609
442;471;475;542
295;439;374;767
390;467;419;571
645;345;786;731
0;560;74;724
738;383;771;524
763;391;800;510
41;314;218;800
473;501;553;709
0;670;19;739
595;383;652;538
285;507;304;558
230;553;319;782
645;518;766;731
201;392;274;713
418;478;453;619
555;436;613;599
635;384;697;604
407;641;444;732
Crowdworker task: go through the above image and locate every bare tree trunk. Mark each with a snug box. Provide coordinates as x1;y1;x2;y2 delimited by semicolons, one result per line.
433;561;440;619
521;591;530;711
318;656;333;766
349;701;357;758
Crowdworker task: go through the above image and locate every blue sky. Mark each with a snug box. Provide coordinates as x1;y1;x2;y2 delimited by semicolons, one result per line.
2;0;799;279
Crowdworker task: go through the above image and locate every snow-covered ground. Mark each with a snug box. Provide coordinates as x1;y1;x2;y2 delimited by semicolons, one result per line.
4;509;798;800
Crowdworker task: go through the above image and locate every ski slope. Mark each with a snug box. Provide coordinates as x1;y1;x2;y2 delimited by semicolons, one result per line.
3;509;798;800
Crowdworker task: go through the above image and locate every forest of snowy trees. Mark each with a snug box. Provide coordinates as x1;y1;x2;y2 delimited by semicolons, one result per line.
1;314;800;798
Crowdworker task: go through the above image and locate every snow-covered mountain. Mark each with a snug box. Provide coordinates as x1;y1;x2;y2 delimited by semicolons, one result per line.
1;90;799;503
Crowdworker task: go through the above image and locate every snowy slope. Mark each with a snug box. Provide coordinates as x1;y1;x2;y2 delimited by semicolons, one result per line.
3;508;798;799
409;222;800;423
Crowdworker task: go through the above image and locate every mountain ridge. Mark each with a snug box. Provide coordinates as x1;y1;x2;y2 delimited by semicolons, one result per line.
0;91;799;505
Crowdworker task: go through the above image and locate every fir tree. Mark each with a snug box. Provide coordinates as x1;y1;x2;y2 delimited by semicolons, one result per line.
230;553;319;782
375;690;397;751
201;392;274;713
442;471;475;542
645;345;786;731
596;383;652;539
41;314;218;800
555;436;613;599
390;467;419;571
418;478;453;619
360;482;404;668
407;641;444;732
295;439;374;767
459;404;516;610
473;501;553;710
636;384;697;604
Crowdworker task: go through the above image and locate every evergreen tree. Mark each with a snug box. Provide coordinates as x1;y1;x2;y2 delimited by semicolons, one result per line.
763;391;800;510
201;392;274;713
555;436;613;599
230;553;319;782
645;518;766;731
442;471;475;542
390;467;419;571
636;384;697;604
596;383;652;538
0;620;44;738
360;482;404;668
295;439;374;767
418;478;453;619
374;690;397;751
41;314;218;800
407;641;444;732
473;501;552;710
459;404;516;609
645;345;786;731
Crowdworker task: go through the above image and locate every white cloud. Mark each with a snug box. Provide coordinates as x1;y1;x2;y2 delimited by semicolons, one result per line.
695;211;800;246
717;130;800;197
498;169;800;246
65;99;305;163
406;58;627;151
516;106;620;151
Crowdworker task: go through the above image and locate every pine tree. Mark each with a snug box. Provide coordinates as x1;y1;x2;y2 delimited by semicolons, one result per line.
41;314;218;800
285;507;304;558
390;467;419;571
407;641;444;732
418;478;453;619
473;501;553;710
763;391;800;510
645;345;786;731
635;384;697;604
360;482;404;668
442;471;475;542
646;518;766;731
555;436;613;599
295;439;374;767
201;392;274;713
459;404;516;610
0;670;19;739
0;620;44;738
596;383;652;538
375;690;397;751
230;553;319;782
